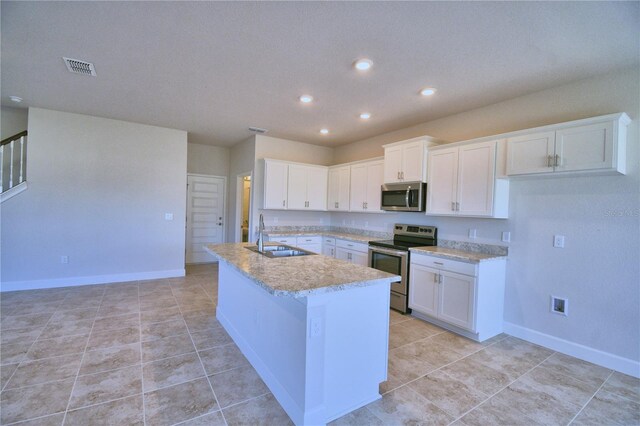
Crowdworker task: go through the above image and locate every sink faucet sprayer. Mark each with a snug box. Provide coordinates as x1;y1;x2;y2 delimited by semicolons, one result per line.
257;214;265;253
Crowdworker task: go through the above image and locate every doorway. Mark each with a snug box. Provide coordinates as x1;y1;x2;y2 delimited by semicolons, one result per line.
186;174;226;264
236;172;252;243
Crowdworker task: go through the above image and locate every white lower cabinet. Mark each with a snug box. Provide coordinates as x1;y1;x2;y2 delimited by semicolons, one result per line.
267;236;296;245
335;239;369;266
322;237;336;257
295;236;322;254
409;252;506;342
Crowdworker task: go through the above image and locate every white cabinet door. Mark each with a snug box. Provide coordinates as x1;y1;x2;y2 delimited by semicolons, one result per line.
328;166;350;211
335;247;351;262
555;121;614;173
439;271;476;332
408;264;439;317
506;131;555;176
365;161;384;213
322;245;336;257
400;141;424;182
383;145;403;183
426;147;458;215
350;250;369;266
306;166;328;210
297;243;322;254
457;141;496;216
349;164;367;212
264;161;288;209
287;164;308;210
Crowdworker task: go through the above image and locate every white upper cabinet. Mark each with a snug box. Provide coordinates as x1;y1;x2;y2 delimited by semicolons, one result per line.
506;113;630;177
350;160;384;213
264;160;289;209
383;137;441;183
427;141;508;218
263;159;327;211
327;166;350;211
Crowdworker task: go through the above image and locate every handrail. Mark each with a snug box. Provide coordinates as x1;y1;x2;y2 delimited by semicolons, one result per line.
1;131;27;146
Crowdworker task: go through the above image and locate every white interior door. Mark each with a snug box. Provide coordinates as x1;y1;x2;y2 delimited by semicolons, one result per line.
186;174;225;264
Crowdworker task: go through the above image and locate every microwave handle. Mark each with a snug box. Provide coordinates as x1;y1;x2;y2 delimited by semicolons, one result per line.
405;187;411;208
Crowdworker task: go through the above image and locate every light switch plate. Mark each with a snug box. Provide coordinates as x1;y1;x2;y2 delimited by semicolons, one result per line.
501;231;511;242
553;235;565;248
165;213;174;221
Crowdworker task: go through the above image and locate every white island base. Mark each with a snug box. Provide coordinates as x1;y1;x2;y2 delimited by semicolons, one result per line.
216;264;391;425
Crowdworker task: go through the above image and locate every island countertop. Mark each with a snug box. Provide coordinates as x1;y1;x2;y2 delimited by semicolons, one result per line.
205;243;400;297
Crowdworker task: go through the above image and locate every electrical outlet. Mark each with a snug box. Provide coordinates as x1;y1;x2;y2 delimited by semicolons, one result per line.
501;231;511;242
468;229;477;239
553;235;565;248
164;213;174;221
551;296;568;316
60;255;69;264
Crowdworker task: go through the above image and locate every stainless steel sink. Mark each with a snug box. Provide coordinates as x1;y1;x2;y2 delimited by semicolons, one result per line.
245;244;315;258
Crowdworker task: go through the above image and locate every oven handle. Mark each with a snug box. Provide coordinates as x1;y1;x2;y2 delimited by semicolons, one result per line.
368;245;409;258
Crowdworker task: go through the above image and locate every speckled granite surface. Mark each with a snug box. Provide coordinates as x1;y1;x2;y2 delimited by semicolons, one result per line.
205;243;400;297
264;230;388;243
410;246;508;263
438;239;508;256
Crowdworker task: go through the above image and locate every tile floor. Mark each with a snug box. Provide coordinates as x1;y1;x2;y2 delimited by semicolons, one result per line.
1;263;638;425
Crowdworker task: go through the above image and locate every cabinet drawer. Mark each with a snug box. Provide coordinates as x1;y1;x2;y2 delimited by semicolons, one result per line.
410;253;477;276
268;236;297;245
296;236;322;245
336;239;368;253
323;237;336;246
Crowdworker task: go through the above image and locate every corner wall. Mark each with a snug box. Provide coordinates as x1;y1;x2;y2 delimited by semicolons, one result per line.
1;108;188;289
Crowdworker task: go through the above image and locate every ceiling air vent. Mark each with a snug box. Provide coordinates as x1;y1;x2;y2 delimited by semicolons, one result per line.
63;57;97;76
248;127;268;134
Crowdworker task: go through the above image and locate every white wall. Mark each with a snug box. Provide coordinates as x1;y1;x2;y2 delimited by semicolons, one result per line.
331;66;640;369
227;136;256;242
1;108;188;289
0;106;28;140
252;135;334;238
187;142;230;176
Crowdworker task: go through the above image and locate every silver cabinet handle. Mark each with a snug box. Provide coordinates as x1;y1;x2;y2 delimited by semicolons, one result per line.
365;202;368;209
433;273;438;283
397;171;400;180
282;200;286;207
456;202;460;211
547;155;553;167
451;202;455;211
439;274;443;284
555;154;560;167
401;171;404;180
434;261;444;265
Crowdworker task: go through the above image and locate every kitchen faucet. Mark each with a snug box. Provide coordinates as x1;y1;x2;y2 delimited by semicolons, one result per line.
257;213;265;253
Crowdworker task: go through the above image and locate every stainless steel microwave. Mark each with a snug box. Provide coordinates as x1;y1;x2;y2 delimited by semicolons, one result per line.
380;182;426;212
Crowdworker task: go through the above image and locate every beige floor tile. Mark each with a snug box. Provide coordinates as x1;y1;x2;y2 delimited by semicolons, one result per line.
522;365;600;407
602;371;640;403
139;297;178;312
389;309;411;325
38;318;94;339
0;326;43;345
388;321;435;349
0;340;31;364
468;339;552;381
176;411;226;425
10;301;62;316
399;338;464;368
571;389;640;426
49;308;98;323
190;327;233;351
366;385;453;425
80;343;141;375
6;353;82;389
144;377;219;425
11;412;65;426
329;406;383;425
441;356;512;396
387;345;437;383
198;344;249;375
86;326;140;350
222;392;293;425
541;352;612;388
429;331;486;356
141;333;195;363
65;394;144;426
1;363;19;389
209;365;269;408
409;369;489;417
143;352;205;392
96;302;140;318
1;312;53;331
92;313;140;332
491;379;582;425
25;334;88;361
457;396;544;426
379;372;404;395
0;377;74;424
182;310;221;332
141;318;189;342
139;306;183;326
69;364;142;409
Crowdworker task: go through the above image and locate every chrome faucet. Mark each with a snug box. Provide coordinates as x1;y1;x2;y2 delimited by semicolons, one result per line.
257;213;265;252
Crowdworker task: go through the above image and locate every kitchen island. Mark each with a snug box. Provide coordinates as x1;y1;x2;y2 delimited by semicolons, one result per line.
204;243;399;426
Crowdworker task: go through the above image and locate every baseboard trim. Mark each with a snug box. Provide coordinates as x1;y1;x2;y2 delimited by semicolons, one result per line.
0;269;186;292
503;321;640;378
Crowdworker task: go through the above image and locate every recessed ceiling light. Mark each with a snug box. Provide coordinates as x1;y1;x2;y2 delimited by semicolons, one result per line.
359;112;371;120
354;59;373;71
299;95;314;103
420;87;437;96
9;96;22;103
320;129;329;135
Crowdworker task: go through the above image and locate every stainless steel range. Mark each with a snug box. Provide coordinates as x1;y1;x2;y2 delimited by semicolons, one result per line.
368;224;437;313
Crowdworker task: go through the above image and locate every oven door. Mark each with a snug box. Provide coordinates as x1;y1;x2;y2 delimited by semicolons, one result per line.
368;246;408;295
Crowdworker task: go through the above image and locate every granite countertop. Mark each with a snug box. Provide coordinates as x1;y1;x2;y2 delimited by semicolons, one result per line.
205;243;400;297
410;246;508;263
264;231;385;244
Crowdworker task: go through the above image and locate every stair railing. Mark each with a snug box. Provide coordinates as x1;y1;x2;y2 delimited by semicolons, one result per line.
1;131;28;193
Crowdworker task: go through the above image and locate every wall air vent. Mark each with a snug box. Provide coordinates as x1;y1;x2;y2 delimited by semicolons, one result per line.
248;127;268;134
63;57;97;76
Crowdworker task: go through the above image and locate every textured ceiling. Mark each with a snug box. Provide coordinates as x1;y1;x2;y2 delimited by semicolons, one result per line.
1;1;638;147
